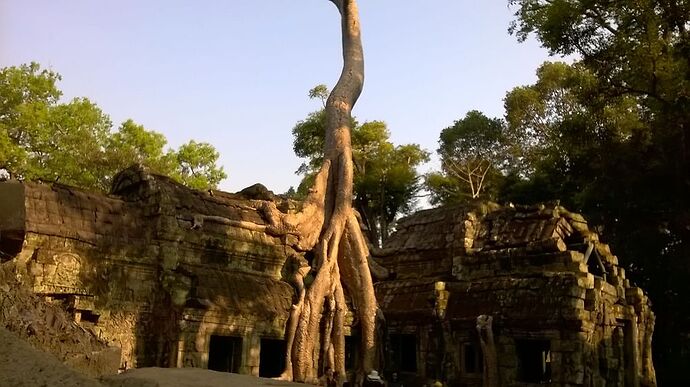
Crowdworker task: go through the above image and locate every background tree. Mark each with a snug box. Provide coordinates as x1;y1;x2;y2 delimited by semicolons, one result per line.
106;121;226;190
0;63;226;191
106;120;172;170
353;122;428;245
293;85;429;245
171;140;226;190
0;63;112;188
501;61;645;203
0;63;62;178
509;1;690;382
426;110;511;205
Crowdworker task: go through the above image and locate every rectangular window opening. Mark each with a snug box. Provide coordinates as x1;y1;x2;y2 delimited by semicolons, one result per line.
79;310;99;324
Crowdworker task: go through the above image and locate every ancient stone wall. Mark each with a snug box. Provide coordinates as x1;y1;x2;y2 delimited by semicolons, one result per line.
376;202;656;387
0;168;657;386
0;166;297;375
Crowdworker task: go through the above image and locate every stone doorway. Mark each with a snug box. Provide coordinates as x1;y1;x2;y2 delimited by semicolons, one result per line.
516;339;551;383
389;334;417;373
259;338;286;377
208;335;242;373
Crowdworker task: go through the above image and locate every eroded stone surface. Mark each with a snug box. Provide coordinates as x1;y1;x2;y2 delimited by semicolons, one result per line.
0;327;106;387
0;262;120;378
1;166;296;376
0;167;656;386
375;202;656;386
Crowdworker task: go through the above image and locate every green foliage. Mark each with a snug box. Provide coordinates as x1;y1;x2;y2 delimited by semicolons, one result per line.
509;1;690;382
293;110;328;175
172;140;226;190
308;84;329;105
105;119;175;182
0;63;226;191
502;61;648;195
0;63;113;188
426;111;512;205
292;86;429;245
351;121;429;244
41;98;112;189
105;122;226;190
0;63;61;177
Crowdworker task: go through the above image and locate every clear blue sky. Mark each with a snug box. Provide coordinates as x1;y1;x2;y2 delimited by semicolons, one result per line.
0;1;554;194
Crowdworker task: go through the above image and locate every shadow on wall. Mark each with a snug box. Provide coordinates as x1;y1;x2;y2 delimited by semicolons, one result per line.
0;167;296;372
381;320;654;387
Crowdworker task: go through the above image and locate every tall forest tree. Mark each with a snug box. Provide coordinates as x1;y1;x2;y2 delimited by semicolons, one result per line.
426;110;511;205
292;85;429;245
509;1;690;383
0;63;226;191
0;63;111;188
260;0;379;383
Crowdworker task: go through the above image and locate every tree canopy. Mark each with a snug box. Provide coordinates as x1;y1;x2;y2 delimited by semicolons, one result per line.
0;63;226;191
292;85;429;245
426;110;511;205
506;1;690;382
424;2;689;380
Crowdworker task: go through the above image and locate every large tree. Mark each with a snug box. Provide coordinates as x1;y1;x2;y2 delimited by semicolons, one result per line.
0;63;111;187
292;86;429;245
509;1;690;382
501;58;690;385
262;0;379;383
426;110;511;205
0;63;226;191
105;120;226;190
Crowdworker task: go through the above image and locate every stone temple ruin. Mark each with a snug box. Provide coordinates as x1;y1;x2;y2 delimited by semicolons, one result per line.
0;165;656;386
377;203;656;386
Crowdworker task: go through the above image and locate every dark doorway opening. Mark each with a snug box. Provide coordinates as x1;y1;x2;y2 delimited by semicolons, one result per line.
462;342;483;375
516;339;551;383
259;338;286;377
208;335;242;373
345;335;359;371
0;231;23;260
390;334;417;372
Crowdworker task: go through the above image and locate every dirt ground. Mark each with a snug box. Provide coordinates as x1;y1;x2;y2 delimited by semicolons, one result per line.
101;368;306;387
0;327;304;387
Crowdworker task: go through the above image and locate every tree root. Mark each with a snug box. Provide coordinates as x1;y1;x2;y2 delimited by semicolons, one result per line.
271;0;376;384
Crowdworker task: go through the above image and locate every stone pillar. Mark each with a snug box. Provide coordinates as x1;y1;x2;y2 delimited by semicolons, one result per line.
624;307;640;387
243;333;261;376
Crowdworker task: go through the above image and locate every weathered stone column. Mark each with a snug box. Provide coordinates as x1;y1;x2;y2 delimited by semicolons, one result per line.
476;315;498;387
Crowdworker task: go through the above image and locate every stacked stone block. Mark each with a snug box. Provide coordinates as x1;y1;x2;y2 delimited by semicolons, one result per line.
0;166;296;374
0;168;657;385
376;202;656;386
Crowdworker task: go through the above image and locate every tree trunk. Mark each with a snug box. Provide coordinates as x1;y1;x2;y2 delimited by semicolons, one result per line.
269;0;379;384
